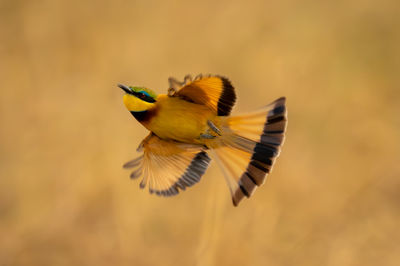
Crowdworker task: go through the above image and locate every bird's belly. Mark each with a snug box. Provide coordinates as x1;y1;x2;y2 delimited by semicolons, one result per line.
147;101;215;143
150;112;211;142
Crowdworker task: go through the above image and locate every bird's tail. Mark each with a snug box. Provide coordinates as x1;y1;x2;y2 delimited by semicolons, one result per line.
212;97;287;206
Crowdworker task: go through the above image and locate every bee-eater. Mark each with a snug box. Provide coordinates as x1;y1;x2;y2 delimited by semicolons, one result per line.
119;74;287;206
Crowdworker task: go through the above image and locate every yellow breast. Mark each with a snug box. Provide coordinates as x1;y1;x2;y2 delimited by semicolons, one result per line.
145;95;216;143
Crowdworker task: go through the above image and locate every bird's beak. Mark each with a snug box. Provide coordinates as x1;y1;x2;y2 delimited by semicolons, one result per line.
118;84;133;94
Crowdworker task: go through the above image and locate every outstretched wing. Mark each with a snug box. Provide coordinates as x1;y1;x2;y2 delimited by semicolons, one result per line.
169;74;236;116
123;133;211;196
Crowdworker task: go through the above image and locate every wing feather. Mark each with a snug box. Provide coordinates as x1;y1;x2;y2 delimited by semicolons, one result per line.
170;74;237;116
124;133;211;196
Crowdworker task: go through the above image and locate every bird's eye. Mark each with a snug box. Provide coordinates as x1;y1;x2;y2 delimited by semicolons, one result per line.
139;93;145;99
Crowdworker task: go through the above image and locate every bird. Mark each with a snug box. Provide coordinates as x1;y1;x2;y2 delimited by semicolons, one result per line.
119;74;287;206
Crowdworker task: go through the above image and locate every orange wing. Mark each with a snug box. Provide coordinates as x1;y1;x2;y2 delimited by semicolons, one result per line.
123;133;211;196
169;74;236;116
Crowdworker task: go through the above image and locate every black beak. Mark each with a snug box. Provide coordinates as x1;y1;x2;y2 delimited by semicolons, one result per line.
118;84;133;94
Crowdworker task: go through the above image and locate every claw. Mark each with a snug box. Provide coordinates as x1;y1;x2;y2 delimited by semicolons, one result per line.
207;120;221;136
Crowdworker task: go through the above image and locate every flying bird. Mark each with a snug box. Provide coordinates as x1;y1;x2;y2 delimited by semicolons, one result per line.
119;74;287;206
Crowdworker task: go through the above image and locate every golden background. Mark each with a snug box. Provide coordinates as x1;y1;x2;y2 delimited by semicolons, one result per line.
1;0;399;265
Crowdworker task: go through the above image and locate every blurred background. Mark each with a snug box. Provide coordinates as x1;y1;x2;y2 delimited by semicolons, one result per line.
1;0;400;265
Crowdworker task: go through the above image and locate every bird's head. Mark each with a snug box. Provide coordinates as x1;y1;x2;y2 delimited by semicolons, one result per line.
118;84;157;112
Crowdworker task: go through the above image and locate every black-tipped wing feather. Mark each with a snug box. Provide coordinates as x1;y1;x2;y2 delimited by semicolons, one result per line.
170;74;237;116
123;133;211;197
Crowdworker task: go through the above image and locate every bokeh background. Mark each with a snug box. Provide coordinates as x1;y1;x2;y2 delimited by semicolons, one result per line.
1;0;400;265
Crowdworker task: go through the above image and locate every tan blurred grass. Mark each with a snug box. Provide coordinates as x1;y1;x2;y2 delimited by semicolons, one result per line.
1;0;400;265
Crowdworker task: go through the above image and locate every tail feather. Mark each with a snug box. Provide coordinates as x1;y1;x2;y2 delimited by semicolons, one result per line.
211;147;251;198
215;97;287;206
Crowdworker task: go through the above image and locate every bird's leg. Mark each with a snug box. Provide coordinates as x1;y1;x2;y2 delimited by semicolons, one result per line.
207;120;221;136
